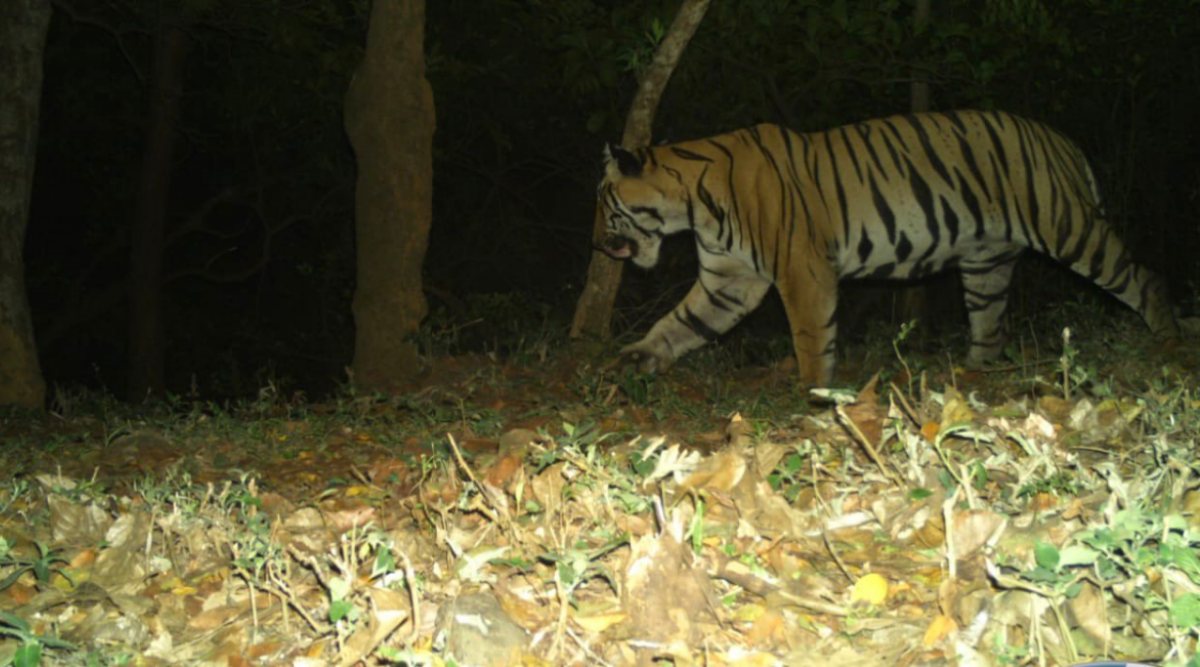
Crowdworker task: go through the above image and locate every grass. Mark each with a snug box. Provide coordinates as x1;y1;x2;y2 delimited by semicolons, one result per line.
0;298;1197;665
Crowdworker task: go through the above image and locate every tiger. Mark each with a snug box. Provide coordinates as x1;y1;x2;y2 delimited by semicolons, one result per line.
597;110;1179;386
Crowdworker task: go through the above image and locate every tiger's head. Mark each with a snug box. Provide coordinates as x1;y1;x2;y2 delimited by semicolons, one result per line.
596;143;692;269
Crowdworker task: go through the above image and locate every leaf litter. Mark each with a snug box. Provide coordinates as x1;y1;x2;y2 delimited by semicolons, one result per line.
0;342;1198;665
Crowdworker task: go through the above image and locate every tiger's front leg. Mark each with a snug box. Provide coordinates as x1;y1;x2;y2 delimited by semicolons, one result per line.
776;260;839;387
620;271;771;373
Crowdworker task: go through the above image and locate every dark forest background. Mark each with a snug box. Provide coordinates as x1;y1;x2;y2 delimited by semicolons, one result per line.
27;0;1200;398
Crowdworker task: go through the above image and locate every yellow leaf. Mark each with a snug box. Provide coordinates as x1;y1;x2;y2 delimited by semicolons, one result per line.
724;650;784;667
732;602;767;622
573;612;626;634
922;614;957;646
920;421;940;441
940;387;976;426
850;573;888;605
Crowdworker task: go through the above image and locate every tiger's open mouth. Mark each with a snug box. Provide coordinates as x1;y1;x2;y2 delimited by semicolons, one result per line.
599;234;636;260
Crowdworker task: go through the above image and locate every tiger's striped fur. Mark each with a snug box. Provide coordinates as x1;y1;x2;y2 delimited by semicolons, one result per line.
598;110;1178;386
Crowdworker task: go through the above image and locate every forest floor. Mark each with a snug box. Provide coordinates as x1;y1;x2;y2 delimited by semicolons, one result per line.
1;312;1199;666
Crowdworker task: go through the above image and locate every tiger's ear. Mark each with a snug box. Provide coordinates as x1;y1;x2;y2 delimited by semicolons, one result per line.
603;143;643;178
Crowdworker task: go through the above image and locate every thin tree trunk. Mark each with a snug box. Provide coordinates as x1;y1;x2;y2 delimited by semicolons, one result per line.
0;0;51;409
570;0;711;341
128;24;188;400
345;0;434;391
910;0;931;114
895;0;933;326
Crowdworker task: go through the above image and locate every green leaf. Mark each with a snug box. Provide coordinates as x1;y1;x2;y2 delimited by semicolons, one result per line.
1057;545;1098;568
1022;566;1058;584
14;640;42;667
0;566;31;592
908;487;933;501
1170;593;1200;629
0;610;31;634
329;576;351;601
329;599;355;623
372;549;396;578
1034;542;1060;571
557;559;579;588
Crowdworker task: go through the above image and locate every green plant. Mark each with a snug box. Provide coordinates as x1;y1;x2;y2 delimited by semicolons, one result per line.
538;532;628;603
0;611;77;666
0;539;71;592
767;444;812;502
892;319;919;395
0;479;30;515
1016;472;1081;499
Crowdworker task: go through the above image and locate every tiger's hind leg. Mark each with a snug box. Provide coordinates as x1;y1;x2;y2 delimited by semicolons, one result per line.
960;250;1021;367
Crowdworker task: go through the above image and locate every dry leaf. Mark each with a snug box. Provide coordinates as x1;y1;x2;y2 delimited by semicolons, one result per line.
622;530;718;648
940;386;976;426
484;452;523;487
744;607;785;646
678;447;747;493
1066;581;1111;644
843;373;884;446
922;614;958;647
951;510;1005;558
726;412;754;448
188;605;240;631
921;421;940;441
573;611;627;634
498;428;543;456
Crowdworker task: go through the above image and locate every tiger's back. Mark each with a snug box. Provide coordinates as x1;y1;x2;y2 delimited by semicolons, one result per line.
598;110;1178;386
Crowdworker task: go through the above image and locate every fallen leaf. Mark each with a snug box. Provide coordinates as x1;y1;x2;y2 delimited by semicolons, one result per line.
738;608;780;648
921;421;940;441
725;412;754;448
188;605;240;631
484;452;523;487
573;611;627;634
922;614;958;647
843;373;884;446
678;447;747;493
940;386;976;426
1066;581;1111;644
951;509;1005;558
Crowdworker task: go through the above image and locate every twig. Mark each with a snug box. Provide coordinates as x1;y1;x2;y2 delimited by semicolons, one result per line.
400;550;420;645
708;552;847;616
446;433;518;540
822;529;854;584
974;358;1057;373
887;382;922;429
835;405;904;487
548;565;570;661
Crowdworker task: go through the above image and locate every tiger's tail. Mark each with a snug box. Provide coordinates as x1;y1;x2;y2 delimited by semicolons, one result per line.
1050;154;1179;339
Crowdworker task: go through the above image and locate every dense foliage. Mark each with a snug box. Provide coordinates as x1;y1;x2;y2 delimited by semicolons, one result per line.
27;0;1200;396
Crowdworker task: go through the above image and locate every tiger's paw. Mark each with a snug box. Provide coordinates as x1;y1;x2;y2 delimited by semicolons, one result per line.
616;342;672;374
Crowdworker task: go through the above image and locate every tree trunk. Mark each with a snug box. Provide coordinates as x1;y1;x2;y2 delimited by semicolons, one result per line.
345;0;434;391
0;0;51;409
128;24;188;400
909;0;931;114
895;0;933;326
570;0;711;341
